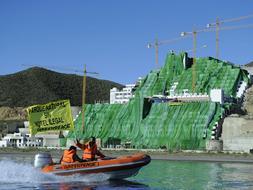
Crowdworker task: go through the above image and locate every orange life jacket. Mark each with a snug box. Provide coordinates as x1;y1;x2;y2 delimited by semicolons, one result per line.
82;142;97;160
61;149;76;164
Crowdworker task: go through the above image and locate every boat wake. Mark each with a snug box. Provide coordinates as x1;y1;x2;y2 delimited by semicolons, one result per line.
0;160;110;184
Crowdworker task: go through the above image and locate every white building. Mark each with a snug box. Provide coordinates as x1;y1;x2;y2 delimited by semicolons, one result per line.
0;123;62;148
0;132;43;148
36;132;61;147
0;121;43;148
110;84;135;104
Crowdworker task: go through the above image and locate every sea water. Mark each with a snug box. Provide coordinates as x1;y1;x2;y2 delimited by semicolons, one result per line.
0;154;253;190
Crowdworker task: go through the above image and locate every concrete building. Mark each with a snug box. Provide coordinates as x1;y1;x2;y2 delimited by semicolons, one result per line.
0;122;62;148
0;121;43;148
0;131;43;148
35;133;61;147
110;84;135;104
24;120;61;147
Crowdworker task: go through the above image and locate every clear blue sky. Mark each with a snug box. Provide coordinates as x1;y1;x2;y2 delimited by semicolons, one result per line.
0;0;253;84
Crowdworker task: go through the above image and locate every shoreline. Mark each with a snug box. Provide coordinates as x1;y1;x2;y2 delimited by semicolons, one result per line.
1;147;253;163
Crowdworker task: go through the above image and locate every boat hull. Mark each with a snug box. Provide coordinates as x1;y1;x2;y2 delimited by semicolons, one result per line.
42;153;151;179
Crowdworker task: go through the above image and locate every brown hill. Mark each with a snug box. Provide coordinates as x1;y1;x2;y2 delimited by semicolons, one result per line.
0;67;123;107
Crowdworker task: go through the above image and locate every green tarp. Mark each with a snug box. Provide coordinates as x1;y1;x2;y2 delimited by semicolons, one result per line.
68;52;249;150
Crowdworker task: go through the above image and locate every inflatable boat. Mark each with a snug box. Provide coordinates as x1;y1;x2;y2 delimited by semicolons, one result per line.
34;153;151;179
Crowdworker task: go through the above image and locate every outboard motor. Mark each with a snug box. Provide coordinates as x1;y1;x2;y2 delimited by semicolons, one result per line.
34;153;53;168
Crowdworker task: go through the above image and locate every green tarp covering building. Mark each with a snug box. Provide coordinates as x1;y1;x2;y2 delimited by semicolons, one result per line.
68;52;250;150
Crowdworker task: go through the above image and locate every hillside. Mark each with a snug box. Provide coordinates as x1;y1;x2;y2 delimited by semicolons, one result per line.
245;61;253;67
244;84;253;117
0;67;123;107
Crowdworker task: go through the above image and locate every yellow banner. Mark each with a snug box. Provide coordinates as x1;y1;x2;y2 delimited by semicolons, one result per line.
27;99;74;135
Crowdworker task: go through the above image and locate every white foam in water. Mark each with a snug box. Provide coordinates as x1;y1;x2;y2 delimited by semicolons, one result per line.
0;160;110;185
0;160;58;184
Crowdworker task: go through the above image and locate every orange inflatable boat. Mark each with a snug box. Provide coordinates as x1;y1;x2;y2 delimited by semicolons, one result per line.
34;153;151;179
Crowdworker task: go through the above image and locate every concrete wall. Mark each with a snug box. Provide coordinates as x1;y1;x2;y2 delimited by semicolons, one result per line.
43;138;60;147
222;115;253;152
206;140;223;151
36;133;60;147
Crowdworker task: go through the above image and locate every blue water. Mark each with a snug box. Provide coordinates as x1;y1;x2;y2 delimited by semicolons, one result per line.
0;154;253;189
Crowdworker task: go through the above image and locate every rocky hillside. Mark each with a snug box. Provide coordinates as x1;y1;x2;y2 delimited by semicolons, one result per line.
246;61;253;67
0;67;123;107
0;107;27;121
244;84;253;117
0;67;123;121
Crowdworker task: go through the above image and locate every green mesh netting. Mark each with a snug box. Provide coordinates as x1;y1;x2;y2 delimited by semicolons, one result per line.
68;52;249;150
59;138;67;147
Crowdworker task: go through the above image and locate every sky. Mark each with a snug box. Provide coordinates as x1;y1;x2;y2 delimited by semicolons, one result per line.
0;0;253;84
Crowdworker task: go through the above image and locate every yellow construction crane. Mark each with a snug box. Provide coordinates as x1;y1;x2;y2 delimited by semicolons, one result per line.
180;28;212;92
180;20;253;92
207;14;253;59
185;44;207;53
81;65;99;135
147;36;188;66
22;63;99;135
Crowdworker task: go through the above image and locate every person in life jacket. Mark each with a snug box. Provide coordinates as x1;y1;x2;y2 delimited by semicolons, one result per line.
60;145;86;164
75;137;105;161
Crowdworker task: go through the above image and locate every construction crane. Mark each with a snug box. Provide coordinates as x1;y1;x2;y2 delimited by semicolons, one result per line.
22;64;99;135
207;14;253;59
185;44;207;53
180;28;213;93
180;20;253;92
81;65;99;135
147;36;189;66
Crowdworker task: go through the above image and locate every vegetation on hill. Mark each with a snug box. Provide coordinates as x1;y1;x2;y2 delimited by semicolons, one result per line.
0;67;123;107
